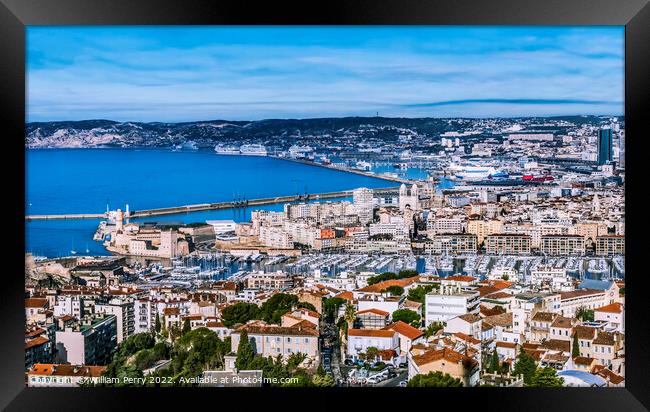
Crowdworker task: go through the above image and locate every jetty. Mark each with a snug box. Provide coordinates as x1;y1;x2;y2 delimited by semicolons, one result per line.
25;187;401;221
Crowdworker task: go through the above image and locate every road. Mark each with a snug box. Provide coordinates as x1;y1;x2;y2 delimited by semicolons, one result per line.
376;370;408;387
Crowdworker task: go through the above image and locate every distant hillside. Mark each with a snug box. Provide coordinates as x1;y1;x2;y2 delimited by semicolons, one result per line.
25;115;616;149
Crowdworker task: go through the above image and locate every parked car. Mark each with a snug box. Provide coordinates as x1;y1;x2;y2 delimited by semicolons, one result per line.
344;359;354;366
398;380;408;387
366;376;379;385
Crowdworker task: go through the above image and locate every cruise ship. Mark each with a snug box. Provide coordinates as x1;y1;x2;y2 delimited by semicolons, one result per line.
214;144;240;155
449;164;499;180
239;144;267;156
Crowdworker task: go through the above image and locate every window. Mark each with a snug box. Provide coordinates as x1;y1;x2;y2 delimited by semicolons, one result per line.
287;337;291;343
304;338;309;344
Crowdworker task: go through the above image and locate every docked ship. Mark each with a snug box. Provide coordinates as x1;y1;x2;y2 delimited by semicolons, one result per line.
449;164;499;181
239;144;267;156
214;144;240;155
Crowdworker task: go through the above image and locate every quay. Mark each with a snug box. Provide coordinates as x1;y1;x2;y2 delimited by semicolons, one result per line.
269;155;416;185
25;187;401;221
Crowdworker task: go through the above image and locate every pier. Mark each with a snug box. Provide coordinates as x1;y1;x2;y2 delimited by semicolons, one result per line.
25;187;400;221
269;155;417;185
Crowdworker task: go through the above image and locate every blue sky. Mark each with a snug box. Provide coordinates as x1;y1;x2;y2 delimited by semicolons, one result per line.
26;26;624;122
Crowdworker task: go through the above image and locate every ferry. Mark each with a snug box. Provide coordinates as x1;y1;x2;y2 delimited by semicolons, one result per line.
214;144;240;155
449;164;499;181
239;144;267;156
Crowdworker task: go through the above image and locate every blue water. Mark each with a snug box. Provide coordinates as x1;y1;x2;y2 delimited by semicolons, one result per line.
26;148;396;257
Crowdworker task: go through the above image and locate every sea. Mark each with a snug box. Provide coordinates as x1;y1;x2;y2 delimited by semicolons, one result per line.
26;148;452;258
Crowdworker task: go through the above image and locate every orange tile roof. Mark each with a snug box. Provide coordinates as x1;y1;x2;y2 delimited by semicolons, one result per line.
411;347;478;369
334;291;354;301
452;332;481;345
348;328;396;338
25;335;50;350
25;298;48;308
356;276;419;293
594;302;623;314
442;275;477;283
383;321;424;340
356;308;389;317
29;363;106;378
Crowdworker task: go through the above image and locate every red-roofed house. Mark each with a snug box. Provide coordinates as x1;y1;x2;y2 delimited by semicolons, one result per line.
383;321;424;357
355;308;390;330
444;313;482;338
594;302;624;333
347;328;399;362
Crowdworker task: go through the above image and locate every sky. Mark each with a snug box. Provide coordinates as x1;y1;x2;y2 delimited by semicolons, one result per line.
26;26;624;122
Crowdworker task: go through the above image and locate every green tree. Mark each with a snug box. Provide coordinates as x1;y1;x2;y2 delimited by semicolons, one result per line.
155;313;161;334
221;302;261;327
576;307;595;322
384;285;405;296
367;272;397;285
260;293;299;324
365;346;379;363
424;322;444;339
407;285;436;303
407;371;463;387
182;319;191;335
530;367;564;387
514;350;537;385
323;297;346;321
296;301;317;312
312;374;336;387
392;309;421;327
572;333;580;358
235;330;255;371
489;350;500;373
501;274;509;281
316;363;325;376
344;303;356;329
398;269;419;278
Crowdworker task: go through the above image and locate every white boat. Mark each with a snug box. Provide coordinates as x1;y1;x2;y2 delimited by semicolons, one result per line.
239;144;267;156
214;144;240;155
449;164;499;180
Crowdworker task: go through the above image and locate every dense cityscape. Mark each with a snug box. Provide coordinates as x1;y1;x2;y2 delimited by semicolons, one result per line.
25;115;625;387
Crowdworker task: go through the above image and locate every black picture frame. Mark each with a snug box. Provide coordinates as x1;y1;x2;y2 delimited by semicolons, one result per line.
2;0;649;410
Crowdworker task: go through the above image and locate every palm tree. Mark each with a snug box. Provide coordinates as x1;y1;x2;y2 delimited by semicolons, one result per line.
344;303;356;329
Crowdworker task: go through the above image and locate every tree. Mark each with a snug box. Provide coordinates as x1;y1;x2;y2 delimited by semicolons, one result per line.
398;269;419;278
489;351;500;373
312;374;336;387
576;307;594;322
407;285;436;304
530;367;564;387
365;346;379;363
296;301;317;312
367;272;398;285
155;313;161;334
260;293;299;324
235;330;255;371
392;309;421;327
323;297;346;321
316;363;325;376
384;285;404;296
514;350;537;385
182;319;191;335
344;303;356;329
407;371;463;387
221;302;261;327
501;274;509;281
572;333;580;358
424;322;444;339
